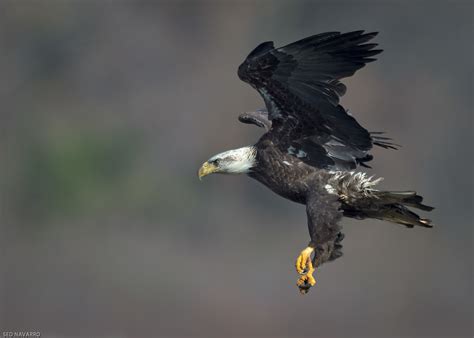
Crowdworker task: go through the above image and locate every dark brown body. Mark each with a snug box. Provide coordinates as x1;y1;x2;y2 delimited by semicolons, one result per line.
248;138;434;230
248;138;330;205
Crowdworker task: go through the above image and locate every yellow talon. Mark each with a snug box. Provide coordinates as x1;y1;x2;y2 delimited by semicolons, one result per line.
295;246;314;274
295;245;317;294
296;261;316;294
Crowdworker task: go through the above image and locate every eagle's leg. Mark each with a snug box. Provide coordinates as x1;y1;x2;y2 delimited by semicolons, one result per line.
295;244;316;294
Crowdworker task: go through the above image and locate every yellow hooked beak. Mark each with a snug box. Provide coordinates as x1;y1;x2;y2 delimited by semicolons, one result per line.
198;161;218;180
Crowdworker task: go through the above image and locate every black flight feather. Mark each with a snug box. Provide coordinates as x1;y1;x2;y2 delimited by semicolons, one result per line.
238;31;386;171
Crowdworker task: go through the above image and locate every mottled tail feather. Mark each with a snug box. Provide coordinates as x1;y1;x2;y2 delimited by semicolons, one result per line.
372;191;434;228
419;218;433;227
374;205;434;228
376;191;435;211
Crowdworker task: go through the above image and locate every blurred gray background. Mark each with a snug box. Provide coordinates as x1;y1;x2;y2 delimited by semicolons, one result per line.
0;1;472;337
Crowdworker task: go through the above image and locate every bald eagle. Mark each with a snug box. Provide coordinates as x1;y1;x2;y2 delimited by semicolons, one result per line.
198;31;434;294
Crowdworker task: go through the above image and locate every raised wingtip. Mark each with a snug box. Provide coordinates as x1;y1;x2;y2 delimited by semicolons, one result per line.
246;41;274;59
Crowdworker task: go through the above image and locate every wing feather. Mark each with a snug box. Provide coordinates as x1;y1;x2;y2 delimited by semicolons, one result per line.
238;30;386;170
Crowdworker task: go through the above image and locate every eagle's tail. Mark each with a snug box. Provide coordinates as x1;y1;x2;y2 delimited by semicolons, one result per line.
329;172;434;228
367;191;434;228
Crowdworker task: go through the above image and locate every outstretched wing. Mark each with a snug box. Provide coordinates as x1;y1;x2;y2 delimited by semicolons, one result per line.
238;31;390;170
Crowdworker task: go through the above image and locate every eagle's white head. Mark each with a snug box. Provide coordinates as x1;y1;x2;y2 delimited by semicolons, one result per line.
198;146;256;179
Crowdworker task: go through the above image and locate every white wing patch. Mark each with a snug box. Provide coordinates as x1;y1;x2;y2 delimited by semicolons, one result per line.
287;146;307;158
